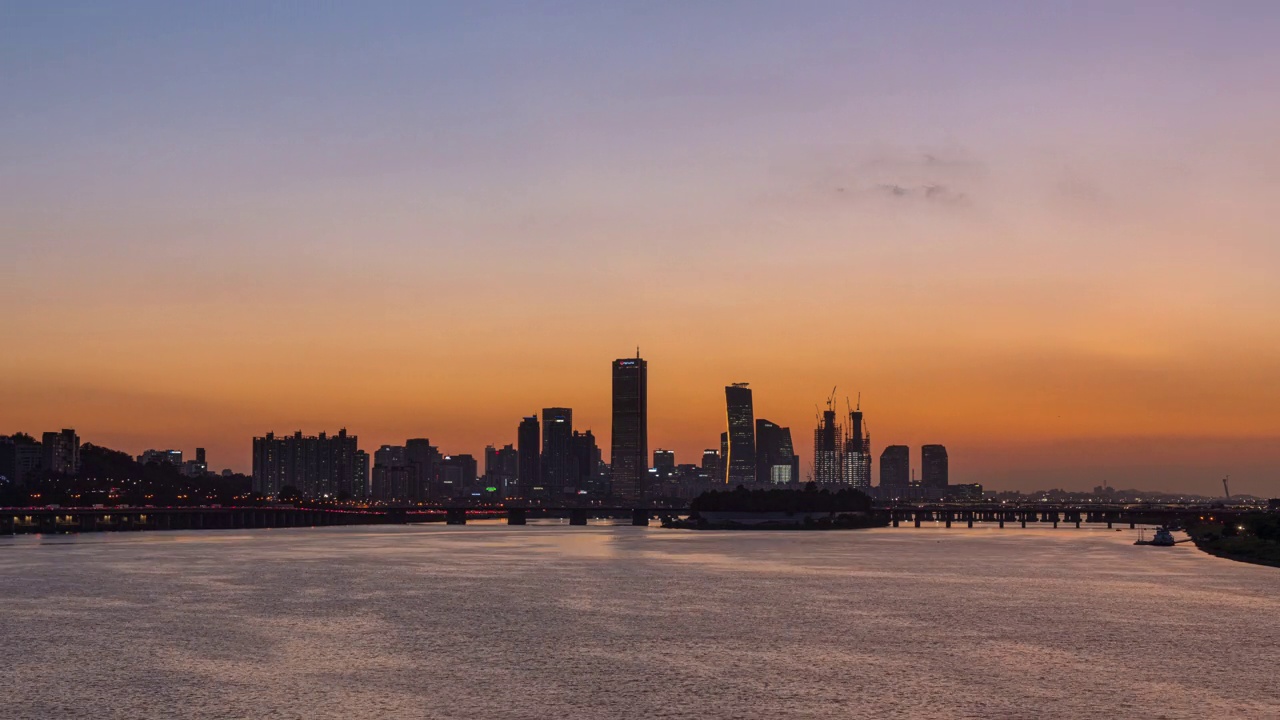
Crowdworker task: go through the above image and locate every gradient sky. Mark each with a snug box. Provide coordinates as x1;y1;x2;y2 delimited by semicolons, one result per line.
3;1;1279;494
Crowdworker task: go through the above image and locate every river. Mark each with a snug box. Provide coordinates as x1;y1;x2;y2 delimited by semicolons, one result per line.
2;522;1277;719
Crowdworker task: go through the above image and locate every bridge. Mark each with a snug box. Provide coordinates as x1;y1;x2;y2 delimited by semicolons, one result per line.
0;505;668;535
0;502;1247;535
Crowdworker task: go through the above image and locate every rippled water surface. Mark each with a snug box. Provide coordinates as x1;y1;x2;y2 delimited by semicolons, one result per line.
2;522;1278;719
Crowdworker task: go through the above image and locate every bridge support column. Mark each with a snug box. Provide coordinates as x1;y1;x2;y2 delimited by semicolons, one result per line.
569;508;588;526
1130;520;1136;529
508;508;527;525
631;509;650;527
446;508;467;525
945;512;951;529
892;516;899;528
914;513;921;528
967;513;974;528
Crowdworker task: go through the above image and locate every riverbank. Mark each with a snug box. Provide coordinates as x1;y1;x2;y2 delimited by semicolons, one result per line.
1186;517;1280;569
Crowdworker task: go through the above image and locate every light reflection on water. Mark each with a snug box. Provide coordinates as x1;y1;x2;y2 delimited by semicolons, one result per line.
2;524;1278;719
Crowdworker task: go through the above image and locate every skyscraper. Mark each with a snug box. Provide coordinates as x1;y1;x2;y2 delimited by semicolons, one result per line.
541;407;574;497
755;419;797;485
610;354;648;504
880;445;910;488
813;409;842;486
843;405;871;489
922;445;949;488
724;383;755;486
517;415;540;499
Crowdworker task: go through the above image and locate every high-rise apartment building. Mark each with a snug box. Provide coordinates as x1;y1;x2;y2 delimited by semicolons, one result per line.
724;384;755;486
517;415;540;498
42;429;80;475
251;429;361;498
879;445;910;488
485;443;519;496
405;438;439;502
541;407;574;497
570;430;600;494
372;445;410;501
610;354;648;503
922;445;949;488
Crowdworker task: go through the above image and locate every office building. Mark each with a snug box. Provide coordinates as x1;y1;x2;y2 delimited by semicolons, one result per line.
724;383;755;486
610;354;648;503
756;419;797;485
485;443;520;497
139;449;183;467
879;445;910;488
653;448;675;472
701;449;721;483
922;445;949;488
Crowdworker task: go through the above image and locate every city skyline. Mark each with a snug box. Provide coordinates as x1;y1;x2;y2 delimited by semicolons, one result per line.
3;3;1279;496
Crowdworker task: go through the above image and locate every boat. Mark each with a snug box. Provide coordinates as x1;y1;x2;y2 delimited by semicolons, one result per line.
1135;527;1176;547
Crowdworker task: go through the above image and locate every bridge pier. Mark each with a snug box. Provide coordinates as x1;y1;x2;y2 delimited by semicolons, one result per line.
631;509;650;527
508;508;527;525
569;508;588;526
446;508;467;525
945;512;952;529
914;513;921;528
892;516;899;528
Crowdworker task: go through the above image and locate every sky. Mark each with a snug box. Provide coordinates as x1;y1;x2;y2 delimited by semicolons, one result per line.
2;1;1279;495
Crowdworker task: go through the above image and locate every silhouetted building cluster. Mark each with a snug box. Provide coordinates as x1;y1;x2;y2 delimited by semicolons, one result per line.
251;429;365;499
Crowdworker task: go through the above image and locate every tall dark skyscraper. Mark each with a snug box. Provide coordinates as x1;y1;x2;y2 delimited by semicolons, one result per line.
517;415;540;498
541;407;574;497
724;383;755;486
879;445;910;488
755;419;797;485
610;354;648;504
922;444;949;488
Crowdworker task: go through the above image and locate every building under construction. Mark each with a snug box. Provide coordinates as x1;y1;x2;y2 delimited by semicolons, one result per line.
812;389;872;489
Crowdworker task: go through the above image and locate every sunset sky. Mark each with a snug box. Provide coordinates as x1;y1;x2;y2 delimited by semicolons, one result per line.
3;2;1279;494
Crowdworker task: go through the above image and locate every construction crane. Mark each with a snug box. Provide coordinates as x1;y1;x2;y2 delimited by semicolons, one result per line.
1222;475;1231;500
826;386;838;412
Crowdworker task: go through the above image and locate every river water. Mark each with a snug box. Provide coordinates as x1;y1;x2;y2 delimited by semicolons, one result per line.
2;522;1277;719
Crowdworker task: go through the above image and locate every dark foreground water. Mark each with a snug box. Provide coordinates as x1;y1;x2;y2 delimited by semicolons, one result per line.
2;522;1278;719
